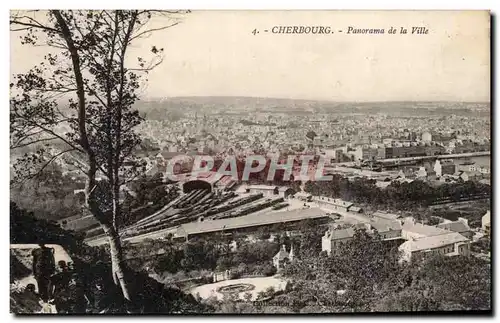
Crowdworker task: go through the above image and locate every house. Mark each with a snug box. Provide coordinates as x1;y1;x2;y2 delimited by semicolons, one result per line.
454;171;469;182
441;160;457;175
457;162;476;173
416;167;427;178
273;244;295;270
398;232;470;262
478;166;491;174
434;159;456;177
368;218;403;240
437;218;473;240
397;216;472;262
482;211;491;235
321;228;356;256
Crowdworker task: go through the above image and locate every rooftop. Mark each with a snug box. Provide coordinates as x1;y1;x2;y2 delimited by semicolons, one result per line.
372;211;401;221
437;221;471;233
402;221;451;237
247;185;278;190
369;218;403;232
314;197;354;208
324;228;356;240
177;207;328;236
483;211;491;223
400;232;469;252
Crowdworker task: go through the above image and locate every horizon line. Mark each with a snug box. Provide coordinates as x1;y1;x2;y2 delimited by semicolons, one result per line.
142;95;490;104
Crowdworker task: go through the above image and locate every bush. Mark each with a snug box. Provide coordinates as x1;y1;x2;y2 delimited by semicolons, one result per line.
262;264;277;277
259;232;271;240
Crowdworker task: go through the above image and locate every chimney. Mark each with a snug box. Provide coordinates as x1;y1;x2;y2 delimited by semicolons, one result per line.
458;217;468;226
282;244;287;252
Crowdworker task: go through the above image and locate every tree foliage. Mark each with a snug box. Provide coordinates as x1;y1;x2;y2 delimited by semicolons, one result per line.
304;175;490;210
10;9;188;303
276;229;490;313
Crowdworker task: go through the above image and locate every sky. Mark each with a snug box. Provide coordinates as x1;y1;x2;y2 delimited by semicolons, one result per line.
10;10;490;102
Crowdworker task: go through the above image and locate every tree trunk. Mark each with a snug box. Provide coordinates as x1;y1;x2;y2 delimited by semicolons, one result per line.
112;188;120;231
102;223;132;302
52;9;135;306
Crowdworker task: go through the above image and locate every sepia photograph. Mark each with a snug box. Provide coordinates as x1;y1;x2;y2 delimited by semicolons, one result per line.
9;9;491;315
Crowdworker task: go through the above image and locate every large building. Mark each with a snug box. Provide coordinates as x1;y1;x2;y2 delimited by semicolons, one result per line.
246;185;280;197
175;207;330;241
436;218;473;240
182;172;236;194
398;232;470;262
398;217;471;261
401;219;451;241
245;185;295;198
421;131;432;143
321;218;403;256
322;228;356;256
434;159;456;177
384;145;445;159
322;215;472;261
313;197;353;213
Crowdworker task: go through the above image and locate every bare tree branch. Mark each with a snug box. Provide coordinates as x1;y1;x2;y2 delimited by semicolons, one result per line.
9;19;60;33
129;21;179;42
11;136;59;149
27;148;75;180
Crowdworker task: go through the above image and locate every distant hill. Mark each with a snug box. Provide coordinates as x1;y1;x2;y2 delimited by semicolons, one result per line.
135;96;490;120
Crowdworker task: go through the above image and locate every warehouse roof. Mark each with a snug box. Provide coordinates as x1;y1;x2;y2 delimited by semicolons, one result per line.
313;197;353;208
370;218;402;232
349;206;362;213
402;221;450;237
399;232;468;252
177;207;328;236
324;228;356;240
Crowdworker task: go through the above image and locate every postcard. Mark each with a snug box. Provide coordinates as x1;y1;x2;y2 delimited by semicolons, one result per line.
9;10;491;314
